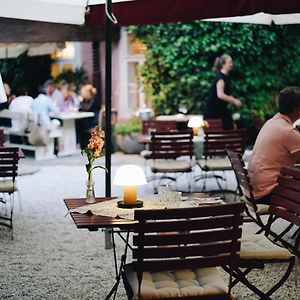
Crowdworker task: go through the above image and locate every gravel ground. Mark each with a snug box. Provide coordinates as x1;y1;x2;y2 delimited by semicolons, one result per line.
0;153;298;299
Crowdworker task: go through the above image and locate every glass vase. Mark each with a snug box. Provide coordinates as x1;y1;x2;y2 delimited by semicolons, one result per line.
85;175;96;204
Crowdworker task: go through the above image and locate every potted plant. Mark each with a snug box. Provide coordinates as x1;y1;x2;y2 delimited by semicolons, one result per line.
115;116;144;154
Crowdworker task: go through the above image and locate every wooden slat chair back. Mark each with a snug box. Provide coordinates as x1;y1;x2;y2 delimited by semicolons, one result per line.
204;129;247;158
0;129;4;146
0;147;19;239
204;118;223;132
267;166;300;256
225;149;269;232
150;130;194;191
226;166;299;299
142;120;177;135
123;203;244;300
140;120;178;172
196;129;247;192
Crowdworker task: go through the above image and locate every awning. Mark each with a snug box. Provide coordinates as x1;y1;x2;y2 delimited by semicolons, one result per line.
87;0;300;27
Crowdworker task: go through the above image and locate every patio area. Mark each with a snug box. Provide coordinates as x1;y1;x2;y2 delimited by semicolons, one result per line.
0;152;298;299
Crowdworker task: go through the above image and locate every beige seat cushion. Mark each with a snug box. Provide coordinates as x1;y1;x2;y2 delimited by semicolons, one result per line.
151;159;191;173
240;234;293;260
197;157;232;171
0;180;17;193
240;196;269;215
124;264;229;300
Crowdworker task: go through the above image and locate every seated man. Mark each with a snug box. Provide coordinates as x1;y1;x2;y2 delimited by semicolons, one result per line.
248;86;300;204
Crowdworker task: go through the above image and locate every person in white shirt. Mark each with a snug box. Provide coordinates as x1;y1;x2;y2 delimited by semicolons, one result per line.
9;86;33;132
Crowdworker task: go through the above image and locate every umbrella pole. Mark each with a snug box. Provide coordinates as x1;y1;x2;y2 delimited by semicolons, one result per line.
104;0;114;250
105;0;112;198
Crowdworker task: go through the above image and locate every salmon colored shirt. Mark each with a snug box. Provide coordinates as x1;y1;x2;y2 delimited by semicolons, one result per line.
248;113;300;199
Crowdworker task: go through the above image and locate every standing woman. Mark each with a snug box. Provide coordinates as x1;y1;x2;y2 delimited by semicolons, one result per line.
204;54;242;130
76;84;100;149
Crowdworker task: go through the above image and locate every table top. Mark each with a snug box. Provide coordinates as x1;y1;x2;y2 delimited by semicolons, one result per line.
58;111;94;120
64;197;136;231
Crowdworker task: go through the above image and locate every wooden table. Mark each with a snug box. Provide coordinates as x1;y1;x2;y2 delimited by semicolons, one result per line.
65;196;136;300
64;197;136;231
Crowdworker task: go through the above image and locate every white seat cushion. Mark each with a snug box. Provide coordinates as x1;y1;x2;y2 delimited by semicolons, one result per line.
151;159;191;173
197;157;232;171
240;234;293;260
124;264;229;300
0;180;17;193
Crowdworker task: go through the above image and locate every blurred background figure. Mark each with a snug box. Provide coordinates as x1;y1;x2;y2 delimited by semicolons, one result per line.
32;87;60;129
9;86;33;132
204;54;242;130
44;79;64;110
59;82;79;112
3;83;15;104
76;84;99;149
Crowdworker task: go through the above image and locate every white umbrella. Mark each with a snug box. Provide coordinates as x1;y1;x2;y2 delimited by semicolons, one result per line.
0;0;86;25
204;12;300;25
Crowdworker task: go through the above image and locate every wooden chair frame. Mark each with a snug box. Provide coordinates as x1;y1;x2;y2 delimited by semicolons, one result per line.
224;166;300;299
150;130;194;192
204;118;223;132
0;147;19;240
123;203;244;300
225;148;270;232
196;129;247;193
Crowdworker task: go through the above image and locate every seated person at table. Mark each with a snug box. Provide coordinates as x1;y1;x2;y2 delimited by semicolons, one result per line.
32;88;60;129
9;86;33;132
76;84;99;149
248;86;300;204
44;79;64;109
59;82;79;112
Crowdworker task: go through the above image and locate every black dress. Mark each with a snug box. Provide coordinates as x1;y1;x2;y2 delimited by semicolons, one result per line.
204;72;234;130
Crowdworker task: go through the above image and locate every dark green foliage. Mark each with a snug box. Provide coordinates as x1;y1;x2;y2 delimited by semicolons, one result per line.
0;53;52;97
130;22;300;142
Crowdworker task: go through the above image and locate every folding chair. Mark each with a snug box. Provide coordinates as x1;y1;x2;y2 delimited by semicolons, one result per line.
142;120;177;135
122;203;244;300
150;130;194;192
196;128;247;192
204;118;223;132
224;166;299;300
140;120;178;173
226;149;270;232
0;147;19;240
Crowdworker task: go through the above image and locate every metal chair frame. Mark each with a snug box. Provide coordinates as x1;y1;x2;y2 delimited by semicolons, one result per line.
224;166;300;299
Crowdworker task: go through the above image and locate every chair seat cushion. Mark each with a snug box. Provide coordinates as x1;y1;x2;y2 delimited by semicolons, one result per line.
140;150;152;159
124;264;229;300
197;157;232;171
151;159;191;173
240;234;293;260
0;180;17;193
240;196;269;215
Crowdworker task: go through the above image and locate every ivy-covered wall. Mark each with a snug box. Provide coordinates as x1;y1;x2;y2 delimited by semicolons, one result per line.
130;22;300;142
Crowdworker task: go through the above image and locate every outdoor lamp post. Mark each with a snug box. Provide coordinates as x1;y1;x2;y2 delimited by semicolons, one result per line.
113;164;147;208
188;116;204;136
